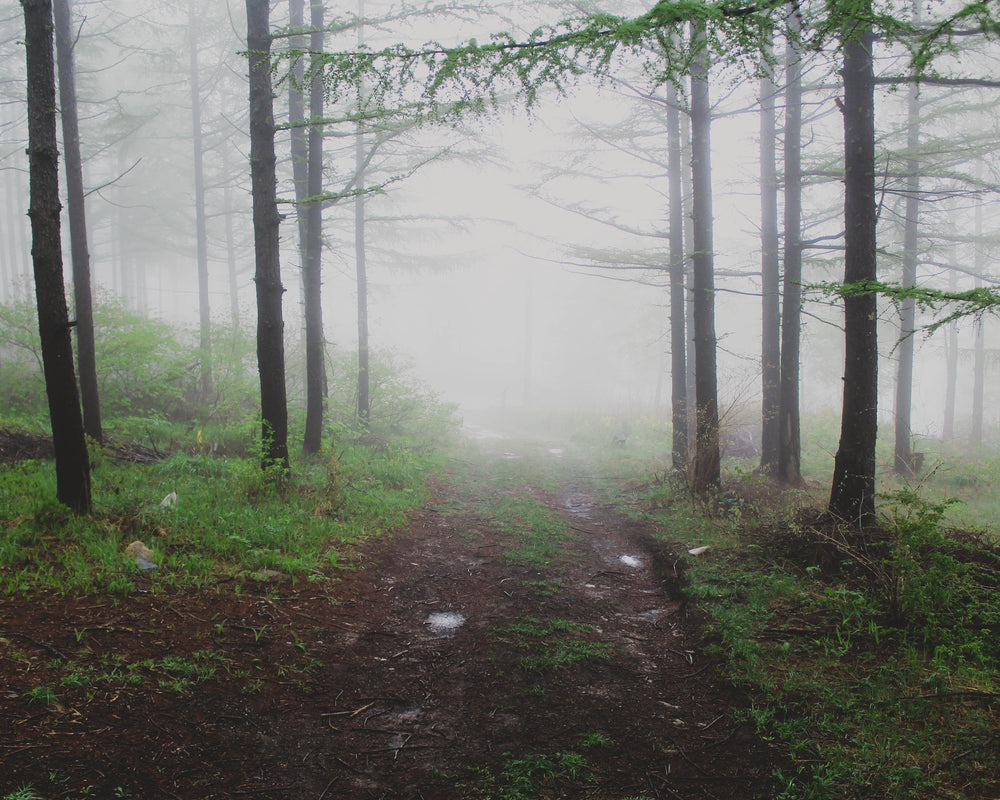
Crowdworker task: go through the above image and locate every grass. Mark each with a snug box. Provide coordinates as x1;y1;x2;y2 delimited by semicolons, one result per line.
0;431;442;594
3;787;44;800
455;749;594;799
521;409;1000;800
610;468;1000;799
494;617;612;673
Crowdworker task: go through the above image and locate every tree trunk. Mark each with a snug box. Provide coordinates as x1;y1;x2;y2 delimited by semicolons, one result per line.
246;0;289;470
667;80;688;471
970;187;986;445
302;0;327;453
53;0;101;442
23;0;91;513
189;1;212;401
289;0;308;249
942;269;958;440
893;81;919;476
681;107;697;450
829;19;878;526
222;148;240;328
778;23;804;487
759;65;780;473
689;22;720;493
355;0;371;427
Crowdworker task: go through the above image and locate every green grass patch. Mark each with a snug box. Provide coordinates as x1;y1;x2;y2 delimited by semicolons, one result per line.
627;474;1000;800
0;436;443;594
454;749;593;799
495;617;611;673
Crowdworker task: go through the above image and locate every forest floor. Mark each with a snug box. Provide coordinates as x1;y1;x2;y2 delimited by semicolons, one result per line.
0;432;775;800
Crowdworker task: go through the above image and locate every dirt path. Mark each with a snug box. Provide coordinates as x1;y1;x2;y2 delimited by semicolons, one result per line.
0;441;773;799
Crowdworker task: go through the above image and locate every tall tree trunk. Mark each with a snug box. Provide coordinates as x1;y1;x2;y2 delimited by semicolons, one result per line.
222;149;240;328
829;18;878;526
246;0;289;470
942;269;958;440
778;22;804;487
972;313;984;445
759;64;780;473
667;80;688;471
23;0;91;513
289;0;308;248
302;0;327;452
681;107;697;450
893;81;920;476
689;22;720;493
189;2;212;401
53;0;101;442
355;0;371;427
970;182;986;444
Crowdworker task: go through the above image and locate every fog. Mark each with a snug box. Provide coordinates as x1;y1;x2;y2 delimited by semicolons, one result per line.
2;0;999;443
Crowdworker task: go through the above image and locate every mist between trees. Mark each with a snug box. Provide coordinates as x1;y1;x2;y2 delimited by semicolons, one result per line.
3;0;1000;520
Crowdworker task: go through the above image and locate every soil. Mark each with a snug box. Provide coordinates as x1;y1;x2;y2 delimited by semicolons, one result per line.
0;437;775;800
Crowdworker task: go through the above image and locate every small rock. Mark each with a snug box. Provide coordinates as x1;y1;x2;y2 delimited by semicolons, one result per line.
125;540;157;572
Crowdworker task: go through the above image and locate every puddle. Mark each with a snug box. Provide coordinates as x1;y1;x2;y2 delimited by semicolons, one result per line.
424;612;467;636
563;493;594;519
619;554;642;568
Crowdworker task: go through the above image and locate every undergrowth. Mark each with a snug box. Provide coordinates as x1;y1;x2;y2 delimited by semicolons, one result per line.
631;472;1000;800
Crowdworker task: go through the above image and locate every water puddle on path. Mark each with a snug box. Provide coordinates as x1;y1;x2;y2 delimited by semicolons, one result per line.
563;493;596;520
424;612;467;637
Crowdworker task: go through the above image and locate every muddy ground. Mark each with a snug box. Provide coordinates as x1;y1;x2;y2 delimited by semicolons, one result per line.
0;440;775;799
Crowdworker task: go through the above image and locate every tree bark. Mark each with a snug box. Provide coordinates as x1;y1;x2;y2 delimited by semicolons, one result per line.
302;0;327;452
23;0;91;513
777;29;804;487
289;0;309;249
189;1;212;401
667;80;688;471
246;0;289;470
689;22;720;493
53;0;101;442
759;64;780;473
893;81;919;476
829;19;878;526
942;269;958;440
355;0;371;427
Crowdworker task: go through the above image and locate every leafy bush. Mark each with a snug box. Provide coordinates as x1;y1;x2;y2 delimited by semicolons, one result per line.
0;295;260;426
323;348;459;448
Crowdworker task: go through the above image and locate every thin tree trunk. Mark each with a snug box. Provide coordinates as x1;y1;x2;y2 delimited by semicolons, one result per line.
829;19;878;526
759;64;780;473
778;22;804;487
189;2;212;401
53;0;101;442
893;81;919;476
689;22;720;493
302;0;327;453
355;0;371;427
222;152;240;329
23;0;91;513
681;106;697;450
289;0;308;248
943;268;958;439
972;312;984;444
667;80;688;471
246;0;289;470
